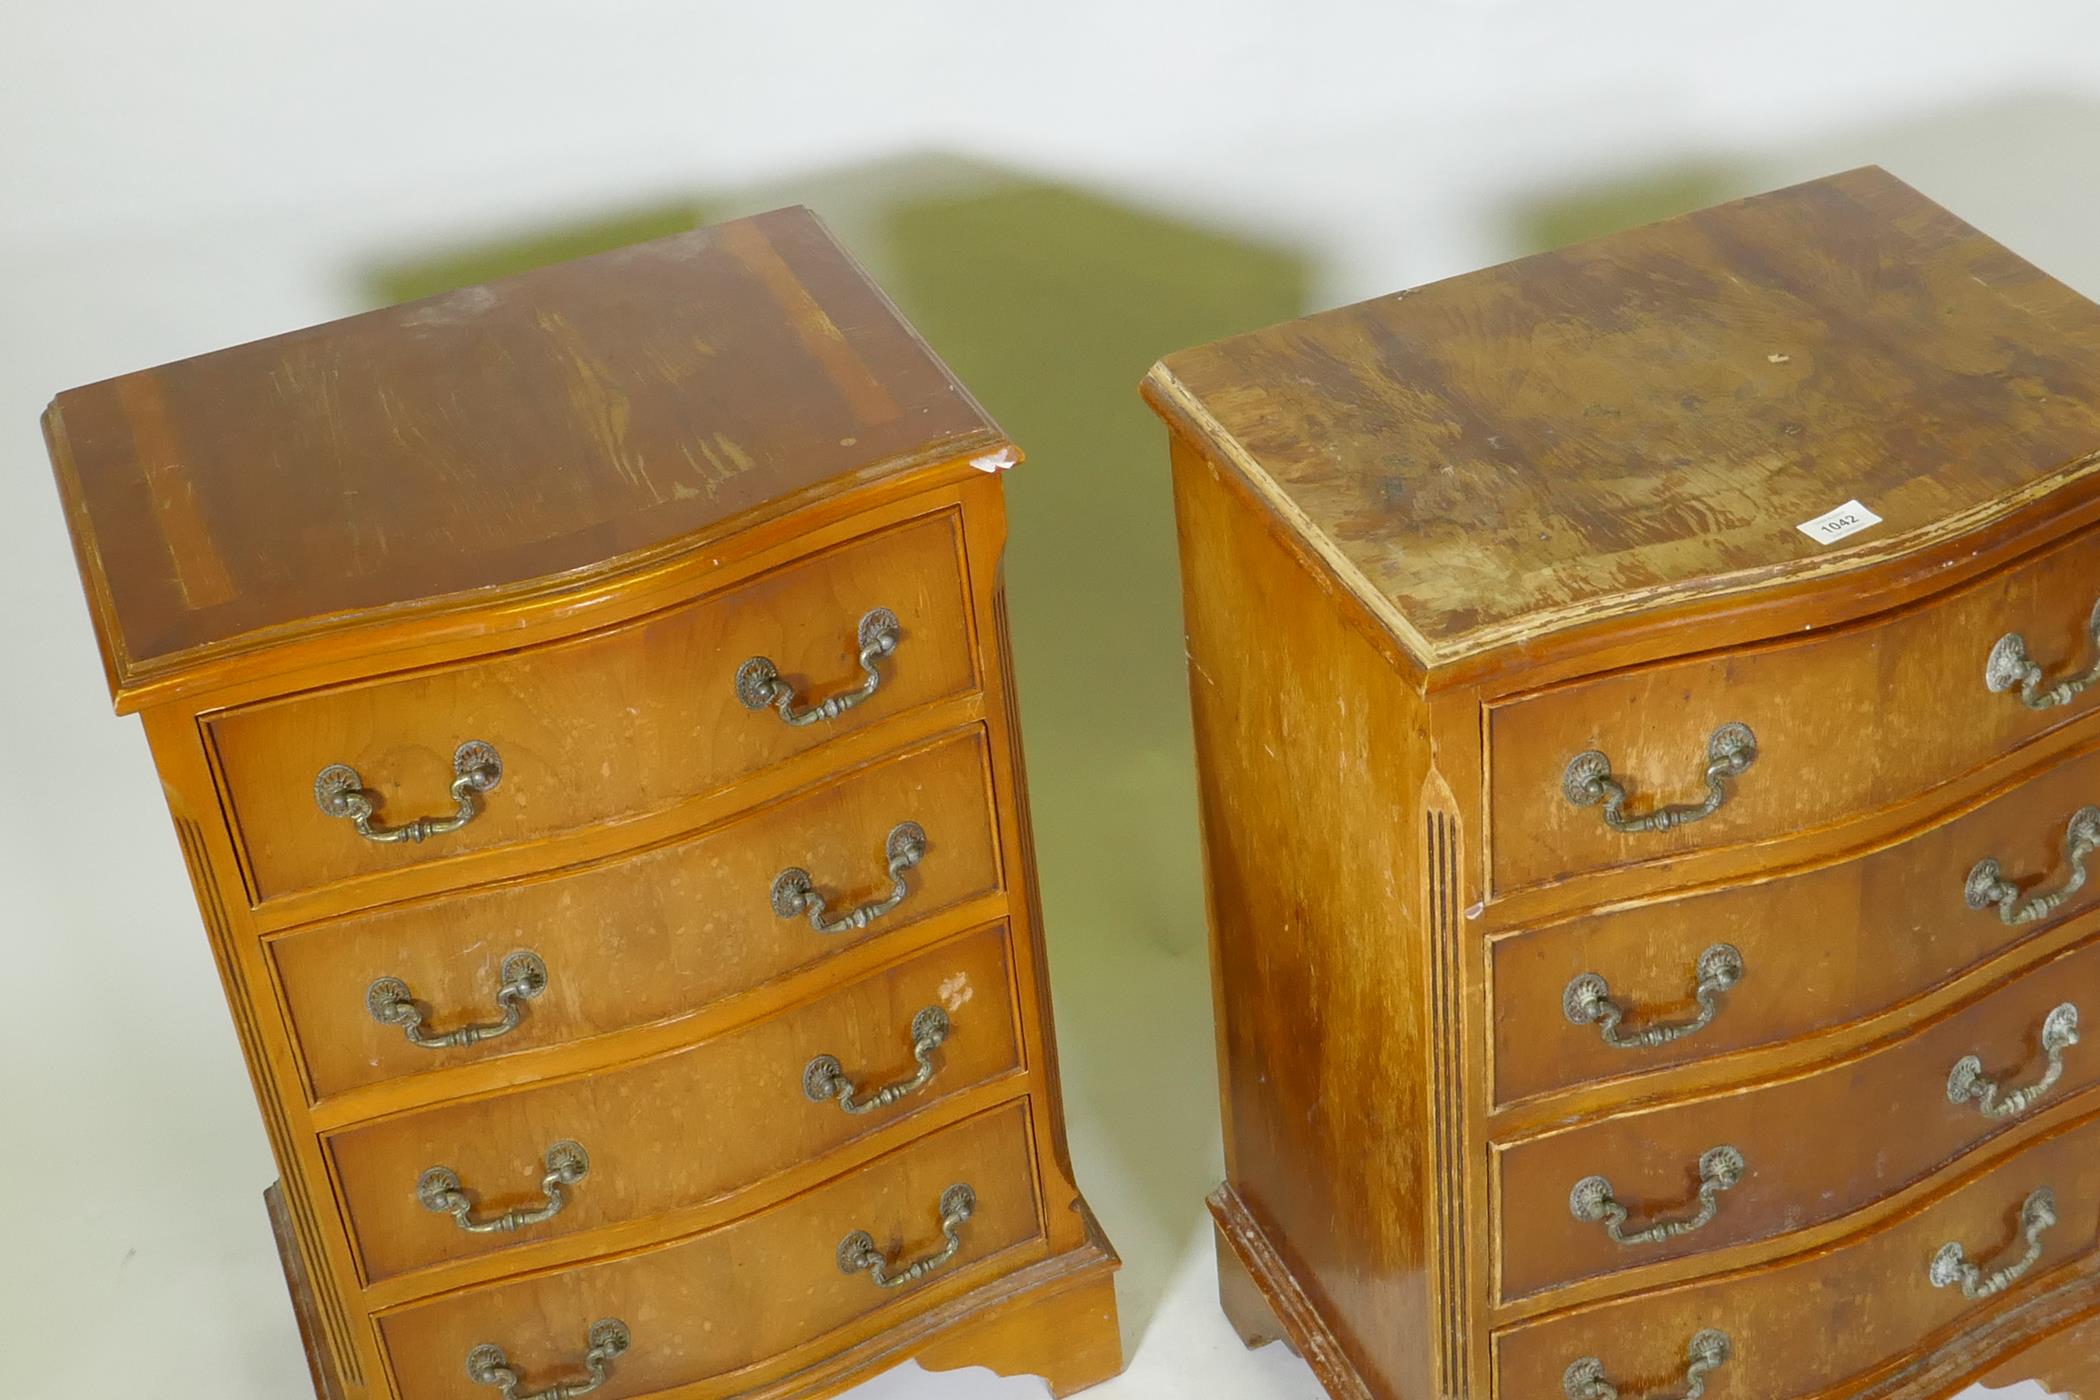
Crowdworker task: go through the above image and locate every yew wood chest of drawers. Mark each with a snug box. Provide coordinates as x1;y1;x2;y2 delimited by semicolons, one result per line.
1145;167;2100;1400
46;208;1120;1400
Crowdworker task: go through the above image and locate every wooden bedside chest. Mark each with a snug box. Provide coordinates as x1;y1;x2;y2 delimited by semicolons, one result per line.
46;207;1120;1400
1144;167;2100;1400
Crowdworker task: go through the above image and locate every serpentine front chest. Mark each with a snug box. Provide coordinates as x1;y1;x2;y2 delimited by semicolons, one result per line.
47;206;1121;1400
1146;165;2100;1400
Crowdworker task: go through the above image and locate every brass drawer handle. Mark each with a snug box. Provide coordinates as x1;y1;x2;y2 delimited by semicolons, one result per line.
737;607;902;726
1930;1187;2058;1300
1986;598;2100;710
419;1141;589;1235
1948;1004;2081;1120
467;1319;629;1400
805;1006;951;1114
1564;1328;1732;1399
366;951;547;1050
837;1183;976;1290
1565;944;1744;1050
1563;724;1758;835
1967;806;2100;927
772;822;927;934
1570;1146;1745;1248
315;740;502;844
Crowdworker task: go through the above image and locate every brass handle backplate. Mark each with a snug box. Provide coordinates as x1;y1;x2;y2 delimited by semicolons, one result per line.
1967;806;2100;927
772;822;928;934
316;740;502;844
1563;724;1758;835
1570;1146;1746;1248
367;951;547;1050
1985;597;2100;710
420;1141;589;1235
1929;1188;2058;1300
467;1319;629;1400
737;607;901;726
805;1006;951;1114
837;1183;976;1290
1947;1004;2081;1121
1565;943;1744;1050
1564;1328;1733;1399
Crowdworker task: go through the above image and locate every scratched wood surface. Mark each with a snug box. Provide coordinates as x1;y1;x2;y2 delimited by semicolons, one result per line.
1145;166;2100;669
1153;171;2100;1399
45;205;1004;700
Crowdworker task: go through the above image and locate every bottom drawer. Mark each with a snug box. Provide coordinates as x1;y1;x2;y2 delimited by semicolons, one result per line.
1493;1110;2100;1400
377;1102;1043;1400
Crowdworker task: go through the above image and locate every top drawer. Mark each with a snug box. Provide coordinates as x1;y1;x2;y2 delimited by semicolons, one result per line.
1490;524;2100;892
208;512;978;903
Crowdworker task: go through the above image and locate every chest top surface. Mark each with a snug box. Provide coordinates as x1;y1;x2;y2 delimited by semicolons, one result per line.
1145;166;2100;669
47;206;1003;707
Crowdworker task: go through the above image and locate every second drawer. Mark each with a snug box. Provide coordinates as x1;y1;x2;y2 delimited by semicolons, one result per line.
273;726;1002;1101
328;922;1021;1284
1496;931;2100;1301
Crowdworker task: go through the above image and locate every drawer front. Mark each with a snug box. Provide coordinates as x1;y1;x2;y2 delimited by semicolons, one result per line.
1489;524;2100;892
274;728;1002;1100
331;923;1021;1283
377;1102;1042;1400
1497;933;2100;1301
212;511;978;902
1494;1112;2100;1400
1494;743;2100;1105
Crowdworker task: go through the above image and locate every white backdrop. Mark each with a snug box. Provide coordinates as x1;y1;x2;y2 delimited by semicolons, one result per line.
4;4;2095;1397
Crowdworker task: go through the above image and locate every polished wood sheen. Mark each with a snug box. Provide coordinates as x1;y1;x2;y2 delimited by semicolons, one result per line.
210;509;978;903
49;208;1119;1400
46;207;1005;704
1148;168;2100;1399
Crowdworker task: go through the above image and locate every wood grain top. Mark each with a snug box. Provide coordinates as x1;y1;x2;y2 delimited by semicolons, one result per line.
1145;167;2100;668
46;206;1005;705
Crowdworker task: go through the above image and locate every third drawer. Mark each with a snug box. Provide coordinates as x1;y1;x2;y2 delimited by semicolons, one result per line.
328;921;1021;1285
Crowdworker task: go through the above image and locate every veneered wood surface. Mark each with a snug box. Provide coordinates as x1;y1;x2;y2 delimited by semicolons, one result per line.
1488;519;2100;892
1151;169;2100;1400
1496;931;2100;1301
1171;437;1441;1399
1493;1113;2100;1399
1492;736;2100;1107
330;924;1020;1284
60;209;1119;1400
211;510;977;903
45;206;1005;702
271;726;1002;1102
376;1103;1043;1400
1145;166;2100;669
914;1268;1125;1399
